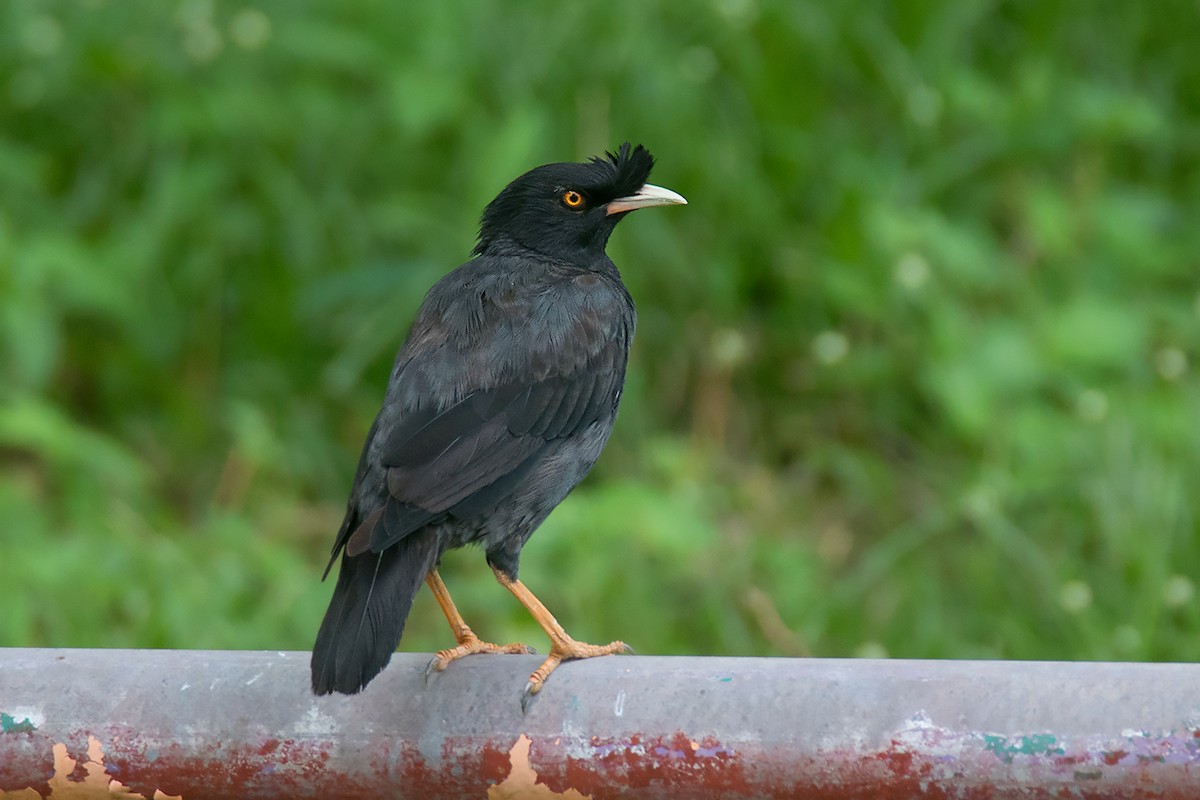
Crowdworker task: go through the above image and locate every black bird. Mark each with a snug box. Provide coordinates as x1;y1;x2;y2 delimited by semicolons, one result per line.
311;143;685;701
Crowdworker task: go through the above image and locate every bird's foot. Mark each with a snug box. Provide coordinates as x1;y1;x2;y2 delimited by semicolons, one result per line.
520;636;632;711
425;633;535;681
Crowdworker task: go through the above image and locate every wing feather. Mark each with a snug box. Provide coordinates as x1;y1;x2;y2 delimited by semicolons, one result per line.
360;339;623;554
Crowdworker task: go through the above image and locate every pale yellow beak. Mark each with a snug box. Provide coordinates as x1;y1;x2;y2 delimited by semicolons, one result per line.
606;183;688;216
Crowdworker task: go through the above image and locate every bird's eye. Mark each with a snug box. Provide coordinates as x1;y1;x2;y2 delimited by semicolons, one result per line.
562;190;585;209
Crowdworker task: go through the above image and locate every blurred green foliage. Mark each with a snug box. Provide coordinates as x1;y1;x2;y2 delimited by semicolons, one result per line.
1;0;1198;664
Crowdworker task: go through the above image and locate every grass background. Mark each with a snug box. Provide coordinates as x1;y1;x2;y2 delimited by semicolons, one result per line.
1;0;1197;664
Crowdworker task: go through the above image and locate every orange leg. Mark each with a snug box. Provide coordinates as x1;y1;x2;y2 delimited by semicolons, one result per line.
424;568;534;676
491;567;631;707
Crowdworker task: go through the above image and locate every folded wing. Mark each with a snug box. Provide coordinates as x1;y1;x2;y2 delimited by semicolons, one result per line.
336;331;625;559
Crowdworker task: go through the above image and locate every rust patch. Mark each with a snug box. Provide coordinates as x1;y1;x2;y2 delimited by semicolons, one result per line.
488;735;590;800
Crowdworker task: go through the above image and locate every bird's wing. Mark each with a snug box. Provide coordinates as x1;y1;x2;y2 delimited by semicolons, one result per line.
339;299;628;559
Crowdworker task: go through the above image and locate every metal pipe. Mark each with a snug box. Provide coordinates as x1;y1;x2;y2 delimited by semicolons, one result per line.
1;648;1197;798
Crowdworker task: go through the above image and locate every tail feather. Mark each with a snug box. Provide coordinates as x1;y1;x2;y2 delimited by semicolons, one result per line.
311;531;440;695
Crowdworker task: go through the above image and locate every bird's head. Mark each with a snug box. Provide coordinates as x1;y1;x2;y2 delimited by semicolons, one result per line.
474;142;686;261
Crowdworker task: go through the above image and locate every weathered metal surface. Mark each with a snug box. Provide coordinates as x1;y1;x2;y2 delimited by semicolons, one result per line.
1;649;1198;799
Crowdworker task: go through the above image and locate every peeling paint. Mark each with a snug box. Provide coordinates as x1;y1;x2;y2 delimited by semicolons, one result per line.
0;714;36;735
488;735;590;800
1;735;183;799
4;720;1200;799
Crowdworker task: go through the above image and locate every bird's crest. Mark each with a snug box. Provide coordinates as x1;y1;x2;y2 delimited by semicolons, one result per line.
584;142;655;201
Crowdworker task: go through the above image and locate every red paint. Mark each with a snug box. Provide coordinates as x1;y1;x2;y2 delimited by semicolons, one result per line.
550;732;752;798
0;730;53;797
875;744;917;778
1054;753;1088;765
475;739;513;783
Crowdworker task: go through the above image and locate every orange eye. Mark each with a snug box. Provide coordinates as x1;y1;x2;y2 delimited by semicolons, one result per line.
562;190;584;208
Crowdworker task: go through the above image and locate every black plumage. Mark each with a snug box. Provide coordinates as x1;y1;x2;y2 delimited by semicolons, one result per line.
311;143;685;697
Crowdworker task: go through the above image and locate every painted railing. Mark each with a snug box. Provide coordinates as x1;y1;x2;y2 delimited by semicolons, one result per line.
1;648;1197;798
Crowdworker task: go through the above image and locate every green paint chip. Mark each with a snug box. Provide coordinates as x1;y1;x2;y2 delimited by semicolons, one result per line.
984;733;1064;763
1;712;37;734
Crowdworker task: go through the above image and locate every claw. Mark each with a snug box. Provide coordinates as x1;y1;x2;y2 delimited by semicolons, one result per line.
424;655;444;684
520;680;540;714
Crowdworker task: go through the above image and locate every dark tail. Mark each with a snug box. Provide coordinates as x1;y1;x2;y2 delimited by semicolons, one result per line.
311;531;440;695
